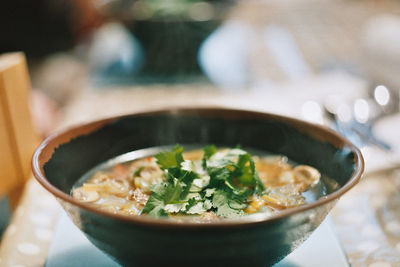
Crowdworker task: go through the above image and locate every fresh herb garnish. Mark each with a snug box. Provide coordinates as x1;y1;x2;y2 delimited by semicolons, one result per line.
142;145;265;218
155;145;184;169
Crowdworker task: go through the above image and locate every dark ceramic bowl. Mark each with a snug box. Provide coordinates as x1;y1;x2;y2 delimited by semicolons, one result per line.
32;107;363;267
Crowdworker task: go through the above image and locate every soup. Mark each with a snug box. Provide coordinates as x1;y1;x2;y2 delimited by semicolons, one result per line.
72;145;335;221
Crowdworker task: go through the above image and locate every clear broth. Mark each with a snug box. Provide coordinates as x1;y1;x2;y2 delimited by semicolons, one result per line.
72;145;339;217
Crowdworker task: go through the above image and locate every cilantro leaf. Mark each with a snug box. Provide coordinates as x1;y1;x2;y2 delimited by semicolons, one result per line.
147;206;168;217
164;203;187;213
142;146;198;217
204;188;215;198
163;178;185;204
142;175;188;217
190;175;210;192
236;153;253;183
202;145;217;169
212;190;245;217
177;170;198;199
228;198;248;210
186;198;207;214
233;153;265;194
203;145;217;159
142;183;168;217
203;199;213;210
207;167;231;187
155;145;184;169
250;157;265;194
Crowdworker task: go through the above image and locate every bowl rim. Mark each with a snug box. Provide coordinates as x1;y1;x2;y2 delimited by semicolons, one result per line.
32;107;364;228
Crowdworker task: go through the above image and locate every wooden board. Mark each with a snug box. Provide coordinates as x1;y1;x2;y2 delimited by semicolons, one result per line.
0;52;39;202
0;95;19;196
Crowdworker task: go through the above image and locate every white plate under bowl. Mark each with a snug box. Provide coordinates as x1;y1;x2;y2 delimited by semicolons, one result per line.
46;212;349;267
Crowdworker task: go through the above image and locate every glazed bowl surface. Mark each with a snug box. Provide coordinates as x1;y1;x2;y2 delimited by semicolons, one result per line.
32;107;364;267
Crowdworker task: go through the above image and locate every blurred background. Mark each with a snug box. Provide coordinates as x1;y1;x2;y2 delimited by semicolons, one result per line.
1;0;400;266
2;0;400;162
1;0;400;127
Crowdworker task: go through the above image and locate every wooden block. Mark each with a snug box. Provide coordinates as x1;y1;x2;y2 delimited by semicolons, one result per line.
0;102;19;196
0;52;39;202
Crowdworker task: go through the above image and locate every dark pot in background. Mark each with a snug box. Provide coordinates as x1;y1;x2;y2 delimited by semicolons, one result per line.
92;0;235;83
129;19;219;77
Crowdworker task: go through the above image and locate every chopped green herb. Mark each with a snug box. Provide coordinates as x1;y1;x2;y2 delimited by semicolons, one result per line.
202;144;217;169
211;190;245;217
142;145;265;218
141;183;168;217
155;145;184;169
